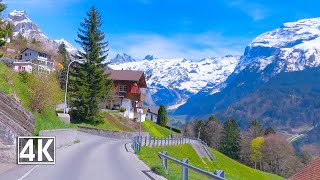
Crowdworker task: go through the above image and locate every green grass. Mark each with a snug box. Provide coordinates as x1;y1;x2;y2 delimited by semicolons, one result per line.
142;120;177;137
138;144;284;180
0;63;75;135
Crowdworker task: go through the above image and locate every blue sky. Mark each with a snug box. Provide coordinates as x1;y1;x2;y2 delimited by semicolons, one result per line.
3;0;320;60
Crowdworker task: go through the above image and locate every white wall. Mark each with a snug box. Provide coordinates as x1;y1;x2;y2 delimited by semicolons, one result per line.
121;98;134;119
14;64;32;73
146;112;157;122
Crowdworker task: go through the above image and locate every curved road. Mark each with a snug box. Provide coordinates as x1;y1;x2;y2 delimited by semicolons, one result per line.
0;132;166;180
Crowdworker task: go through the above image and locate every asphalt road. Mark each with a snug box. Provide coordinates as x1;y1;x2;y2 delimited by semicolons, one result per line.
0;132;166;180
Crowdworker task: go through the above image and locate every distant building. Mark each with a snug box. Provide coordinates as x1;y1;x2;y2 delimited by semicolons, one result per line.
103;70;147;122
13;61;32;73
146;106;159;122
21;47;55;74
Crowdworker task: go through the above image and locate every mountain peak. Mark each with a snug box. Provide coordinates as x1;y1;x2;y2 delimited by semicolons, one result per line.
110;53;136;64
144;55;154;60
55;39;78;53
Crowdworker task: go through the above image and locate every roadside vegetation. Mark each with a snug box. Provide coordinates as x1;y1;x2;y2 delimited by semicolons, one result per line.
138;144;283;180
0;63;76;135
184;116;304;178
142;120;176;137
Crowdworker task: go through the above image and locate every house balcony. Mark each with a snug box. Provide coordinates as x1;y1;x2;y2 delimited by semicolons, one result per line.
115;92;146;102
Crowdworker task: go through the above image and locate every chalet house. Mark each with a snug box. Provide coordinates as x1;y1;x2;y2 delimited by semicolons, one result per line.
20;47;55;74
146;106;159;122
104;70;148;122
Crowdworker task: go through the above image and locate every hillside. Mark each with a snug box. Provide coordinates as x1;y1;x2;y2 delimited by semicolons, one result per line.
138;144;283;180
142;120;179;137
0;62;75;135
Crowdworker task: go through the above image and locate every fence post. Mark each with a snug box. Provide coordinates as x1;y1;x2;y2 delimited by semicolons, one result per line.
145;137;147;146
182;158;188;180
162;151;168;172
161;138;163;146
153;137;155;147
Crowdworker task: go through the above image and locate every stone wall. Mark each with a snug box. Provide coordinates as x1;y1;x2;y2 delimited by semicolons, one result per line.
0;92;35;163
39;129;77;148
78;126;149;139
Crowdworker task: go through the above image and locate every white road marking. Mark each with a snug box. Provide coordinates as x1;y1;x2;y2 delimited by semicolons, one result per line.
17;165;38;180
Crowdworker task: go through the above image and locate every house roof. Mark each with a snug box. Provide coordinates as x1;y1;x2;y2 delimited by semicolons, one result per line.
288;157;320;180
148;106;159;115
21;47;52;56
105;70;145;82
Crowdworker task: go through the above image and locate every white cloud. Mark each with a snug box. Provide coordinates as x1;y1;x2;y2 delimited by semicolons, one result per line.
107;33;248;61
227;0;269;21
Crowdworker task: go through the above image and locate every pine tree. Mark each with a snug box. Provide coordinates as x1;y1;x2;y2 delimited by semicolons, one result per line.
264;126;276;135
69;6;110;122
58;42;68;89
157;104;168;126
247;119;264;139
219;118;241;160
0;1;7;57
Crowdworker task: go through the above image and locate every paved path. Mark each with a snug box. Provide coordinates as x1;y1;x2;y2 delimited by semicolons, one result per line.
0;132;166;180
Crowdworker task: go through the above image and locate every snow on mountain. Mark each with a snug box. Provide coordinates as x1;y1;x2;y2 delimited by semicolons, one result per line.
6;10;59;52
176;17;320;119
55;39;78;54
236;17;320;74
5;10;76;54
110;53;136;64
109;55;240;109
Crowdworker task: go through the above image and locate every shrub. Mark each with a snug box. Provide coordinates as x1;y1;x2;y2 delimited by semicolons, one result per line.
165;125;181;133
119;107;126;112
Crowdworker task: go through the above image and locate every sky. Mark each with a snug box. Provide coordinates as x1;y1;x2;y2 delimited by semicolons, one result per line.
3;0;320;60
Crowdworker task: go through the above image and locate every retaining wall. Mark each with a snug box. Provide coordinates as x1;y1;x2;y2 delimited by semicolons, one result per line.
0;92;35;163
78;126;149;139
39;129;78;148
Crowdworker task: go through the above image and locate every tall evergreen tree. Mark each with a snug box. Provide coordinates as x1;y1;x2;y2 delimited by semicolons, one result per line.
219;118;241;160
157;104;168;126
247;119;264;139
58;42;68;89
69;6;110;122
0;1;7;57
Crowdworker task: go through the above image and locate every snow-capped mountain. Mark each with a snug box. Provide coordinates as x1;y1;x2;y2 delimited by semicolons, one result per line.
55;39;78;54
109;55;240;109
110;53;136;64
176;17;320;124
236;17;320;75
6;10;76;53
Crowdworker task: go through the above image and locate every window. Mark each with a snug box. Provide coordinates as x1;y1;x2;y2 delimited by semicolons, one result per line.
119;85;127;92
25;53;28;56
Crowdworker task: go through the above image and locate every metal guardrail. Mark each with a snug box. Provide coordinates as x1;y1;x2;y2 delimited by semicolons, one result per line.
132;136;141;153
185;136;217;161
158;151;226;180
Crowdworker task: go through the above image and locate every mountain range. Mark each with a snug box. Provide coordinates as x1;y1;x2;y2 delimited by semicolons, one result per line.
7;9;320;142
175;17;320;130
109;55;240;110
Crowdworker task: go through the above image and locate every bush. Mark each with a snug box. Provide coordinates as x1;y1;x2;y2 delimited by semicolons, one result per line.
165;125;181;133
119;107;126;112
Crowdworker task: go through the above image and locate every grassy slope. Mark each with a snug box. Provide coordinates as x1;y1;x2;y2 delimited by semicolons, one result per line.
138;144;283;180
0;63;76;135
142;120;177;137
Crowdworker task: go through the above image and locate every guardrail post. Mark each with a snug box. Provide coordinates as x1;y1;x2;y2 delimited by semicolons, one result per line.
182;158;188;180
162;151;168;173
214;170;225;178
